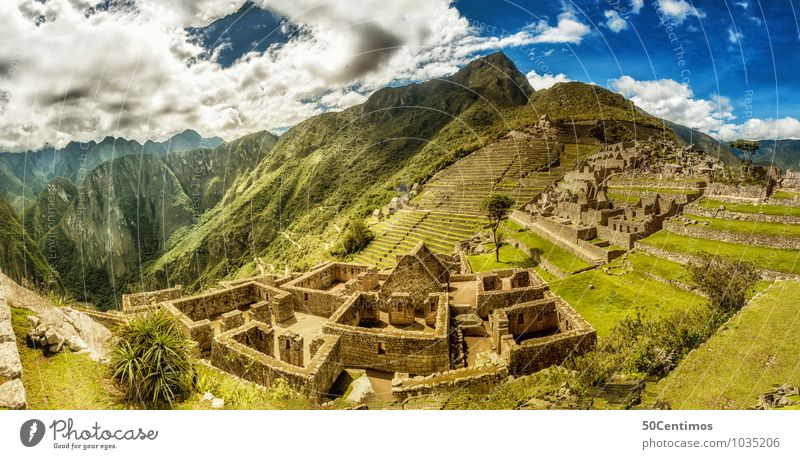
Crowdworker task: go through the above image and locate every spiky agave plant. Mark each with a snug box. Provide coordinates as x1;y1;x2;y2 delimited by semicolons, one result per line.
110;310;196;406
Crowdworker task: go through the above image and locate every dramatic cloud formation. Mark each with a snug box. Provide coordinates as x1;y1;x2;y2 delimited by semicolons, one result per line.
526;70;570;90
610;76;800;141
0;0;593;151
604;11;629;33
610;76;735;135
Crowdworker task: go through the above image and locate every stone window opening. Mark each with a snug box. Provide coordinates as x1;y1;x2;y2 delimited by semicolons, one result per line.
517;314;524;325
304;292;309;301
377;342;386;355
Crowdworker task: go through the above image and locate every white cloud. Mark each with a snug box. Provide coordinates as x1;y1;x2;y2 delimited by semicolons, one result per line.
728;27;744;44
656;0;705;25
525;12;592;44
631;0;644;14
735;1;749;9
525;70;570;91
604;10;629;33
609;76;734;135
718;118;800;141
609;75;800;141
0;1;594;151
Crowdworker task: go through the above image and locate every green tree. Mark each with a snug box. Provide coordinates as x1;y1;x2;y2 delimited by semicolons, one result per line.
341;220;374;255
688;253;759;313
729;139;760;171
482;194;514;262
110;310;196;407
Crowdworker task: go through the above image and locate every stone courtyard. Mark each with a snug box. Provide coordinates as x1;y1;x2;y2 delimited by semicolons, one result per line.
123;241;596;402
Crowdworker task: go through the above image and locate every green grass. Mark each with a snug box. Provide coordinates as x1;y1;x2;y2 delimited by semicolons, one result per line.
607;193;640;204
640;231;800;275
467;243;537;272
550;255;705;337
683;213;800;237
697;198;800;217
500;220;593;273
10;307;311;409
656;281;800;409
771;190;798;200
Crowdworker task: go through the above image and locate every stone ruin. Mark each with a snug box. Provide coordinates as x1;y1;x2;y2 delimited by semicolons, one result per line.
512;139;713;264
124;241;596;403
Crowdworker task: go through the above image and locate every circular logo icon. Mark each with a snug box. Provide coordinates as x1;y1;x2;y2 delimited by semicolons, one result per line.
20;419;46;447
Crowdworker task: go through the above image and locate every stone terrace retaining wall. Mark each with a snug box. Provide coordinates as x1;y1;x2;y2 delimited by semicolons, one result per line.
0;297;25;409
391;364;508;401
633;243;800;281
211;324;342;401
686;204;800;224
705;182;769;200
663;220;800;250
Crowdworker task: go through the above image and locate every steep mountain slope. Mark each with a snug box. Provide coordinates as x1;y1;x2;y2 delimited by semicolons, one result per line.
45;154;195;309
147;52;537;290
0;195;56;289
32;132;275;309
665;120;740;165
753;139;800;170
23;176;78;242
0;130;223;213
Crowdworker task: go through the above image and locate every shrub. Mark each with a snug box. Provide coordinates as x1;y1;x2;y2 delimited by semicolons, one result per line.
339;220;374;256
688;253;759;313
110;310;196;406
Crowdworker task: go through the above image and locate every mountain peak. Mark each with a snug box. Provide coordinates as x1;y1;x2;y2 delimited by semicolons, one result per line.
448;51;534;104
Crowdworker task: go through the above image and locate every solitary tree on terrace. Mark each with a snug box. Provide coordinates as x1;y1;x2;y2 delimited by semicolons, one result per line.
729;139;760;165
482;194;514;262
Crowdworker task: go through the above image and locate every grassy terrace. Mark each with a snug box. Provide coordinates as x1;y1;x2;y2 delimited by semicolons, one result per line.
683;213;800;238
500;220;593;273
467;243;537;272
697;198;800;217
606;193;640;204
640;231;800;275
656;281;800;409
10;308;310;409
771;190;799;200
550;253;705;337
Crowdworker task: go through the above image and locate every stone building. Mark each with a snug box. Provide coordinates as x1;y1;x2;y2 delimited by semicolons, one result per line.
132;241;595;402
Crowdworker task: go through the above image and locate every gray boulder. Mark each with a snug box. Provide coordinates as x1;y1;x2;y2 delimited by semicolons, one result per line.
346;374;374;404
0;379;26;409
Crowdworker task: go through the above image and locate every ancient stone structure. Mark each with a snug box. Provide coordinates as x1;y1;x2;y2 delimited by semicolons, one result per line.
0;296;25;409
512;139;714;264
489;293;595;376
121;285;183;314
131;240;594;402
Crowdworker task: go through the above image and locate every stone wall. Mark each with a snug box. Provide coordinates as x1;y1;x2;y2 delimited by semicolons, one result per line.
0;297;25;409
324;293;450;375
493;296;596;377
211;323;342;401
282;262;371;317
391;364;509;401
476;271;548;318
380;254;444;307
663;220;800;250
706;182;769;200
121;285;183;313
685;204;800;224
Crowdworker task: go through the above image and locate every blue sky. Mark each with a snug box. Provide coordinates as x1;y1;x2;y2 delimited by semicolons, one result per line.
457;0;800;122
2;0;799;151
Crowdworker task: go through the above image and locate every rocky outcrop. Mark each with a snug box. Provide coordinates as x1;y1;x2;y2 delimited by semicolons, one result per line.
0;272;111;361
